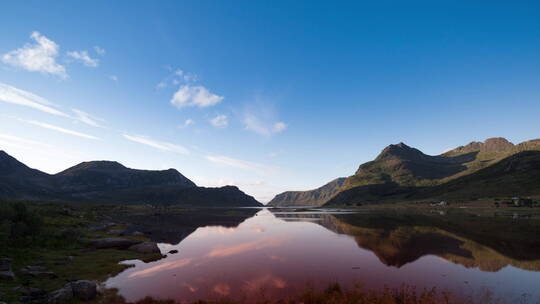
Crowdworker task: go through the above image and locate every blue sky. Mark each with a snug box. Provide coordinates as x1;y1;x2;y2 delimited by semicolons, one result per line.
1;1;539;202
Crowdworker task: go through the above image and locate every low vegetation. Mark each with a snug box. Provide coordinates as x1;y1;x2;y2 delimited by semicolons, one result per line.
93;284;533;304
0;200;162;304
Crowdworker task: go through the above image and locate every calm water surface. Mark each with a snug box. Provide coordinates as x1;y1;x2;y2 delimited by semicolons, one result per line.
106;208;540;303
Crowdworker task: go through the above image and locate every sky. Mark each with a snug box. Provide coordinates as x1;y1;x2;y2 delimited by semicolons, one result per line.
1;1;539;202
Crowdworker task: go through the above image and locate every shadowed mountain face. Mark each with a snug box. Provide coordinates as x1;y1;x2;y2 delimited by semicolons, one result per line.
56;161;196;193
268;178;346;207
324;137;540;206
0;151;261;206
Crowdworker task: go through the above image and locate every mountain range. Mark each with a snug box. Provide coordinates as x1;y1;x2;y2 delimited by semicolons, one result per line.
0;151;262;207
269;137;540;206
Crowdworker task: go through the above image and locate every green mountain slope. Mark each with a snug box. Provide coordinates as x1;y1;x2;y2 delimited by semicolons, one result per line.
325;138;540;206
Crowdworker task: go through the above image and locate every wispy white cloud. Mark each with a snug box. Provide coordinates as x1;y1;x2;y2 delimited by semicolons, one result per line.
179;119;195;128
0;82;69;117
109;75;118;82
0;83;103;129
123;134;189;154
273;122;287;133
67;50;98;67
205;155;255;170
243;114;287;137
72;109;104;128
156;68;198;90
22;119;99;140
194;177;266;188
171;85;223;108
182;73;198;83
205;155;279;176
1;31;67;78
210;114;228;128
0;134;51;148
94;46;106;56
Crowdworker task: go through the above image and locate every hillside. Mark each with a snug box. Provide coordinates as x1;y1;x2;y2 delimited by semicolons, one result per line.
0;151;262;207
325;137;540;206
268;178;346;207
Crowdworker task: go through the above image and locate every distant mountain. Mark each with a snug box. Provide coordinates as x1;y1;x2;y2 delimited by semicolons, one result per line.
0;151;55;199
0;151;261;207
56;160;196;194
322;137;540;206
267;178;346;207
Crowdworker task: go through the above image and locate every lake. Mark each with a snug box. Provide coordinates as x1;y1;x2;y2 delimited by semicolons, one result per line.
106;208;540;303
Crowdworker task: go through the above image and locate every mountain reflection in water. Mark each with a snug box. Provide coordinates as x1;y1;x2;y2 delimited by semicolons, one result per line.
106;208;540;303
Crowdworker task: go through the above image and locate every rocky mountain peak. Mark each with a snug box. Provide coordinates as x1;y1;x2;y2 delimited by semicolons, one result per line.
482;137;514;152
64;161;127;172
376;142;425;161
444;137;515;156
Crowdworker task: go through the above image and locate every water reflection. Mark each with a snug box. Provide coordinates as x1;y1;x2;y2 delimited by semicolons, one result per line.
106;208;540;303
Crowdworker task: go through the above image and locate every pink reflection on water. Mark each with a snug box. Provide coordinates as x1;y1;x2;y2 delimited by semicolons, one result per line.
207;236;286;257
106;209;540;303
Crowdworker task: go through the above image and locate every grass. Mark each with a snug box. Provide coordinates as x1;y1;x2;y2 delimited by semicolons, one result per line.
91;283;529;304
0;200;163;304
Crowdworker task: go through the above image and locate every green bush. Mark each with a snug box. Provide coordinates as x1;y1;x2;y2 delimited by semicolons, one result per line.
0;201;43;246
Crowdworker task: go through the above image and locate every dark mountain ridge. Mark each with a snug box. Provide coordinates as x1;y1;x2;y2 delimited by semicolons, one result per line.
0;151;261;206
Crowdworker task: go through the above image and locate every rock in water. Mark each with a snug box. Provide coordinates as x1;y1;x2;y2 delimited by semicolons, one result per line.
90;238;142;249
71;280;97;301
0;258;15;280
128;242;161;254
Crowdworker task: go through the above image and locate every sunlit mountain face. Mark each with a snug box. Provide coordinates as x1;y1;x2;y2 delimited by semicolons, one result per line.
106;209;540;303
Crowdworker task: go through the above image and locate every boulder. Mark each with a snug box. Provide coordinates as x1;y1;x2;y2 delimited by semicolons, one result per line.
128;242;160;254
54;256;74;266
20;266;57;279
21;265;47;272
0;258;15;281
20;287;47;297
90;238;141;249
17;287;47;302
168;249;179;254
71;280;97;301
108;229;126;236
87;221;115;232
48;283;73;304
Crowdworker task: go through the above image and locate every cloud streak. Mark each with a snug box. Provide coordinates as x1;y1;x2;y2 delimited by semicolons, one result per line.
123;134;189;154
205;154;279;175
72;109;103;127
0;82;69;117
0;83;104;129
22;119;99;140
1;31;67;78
